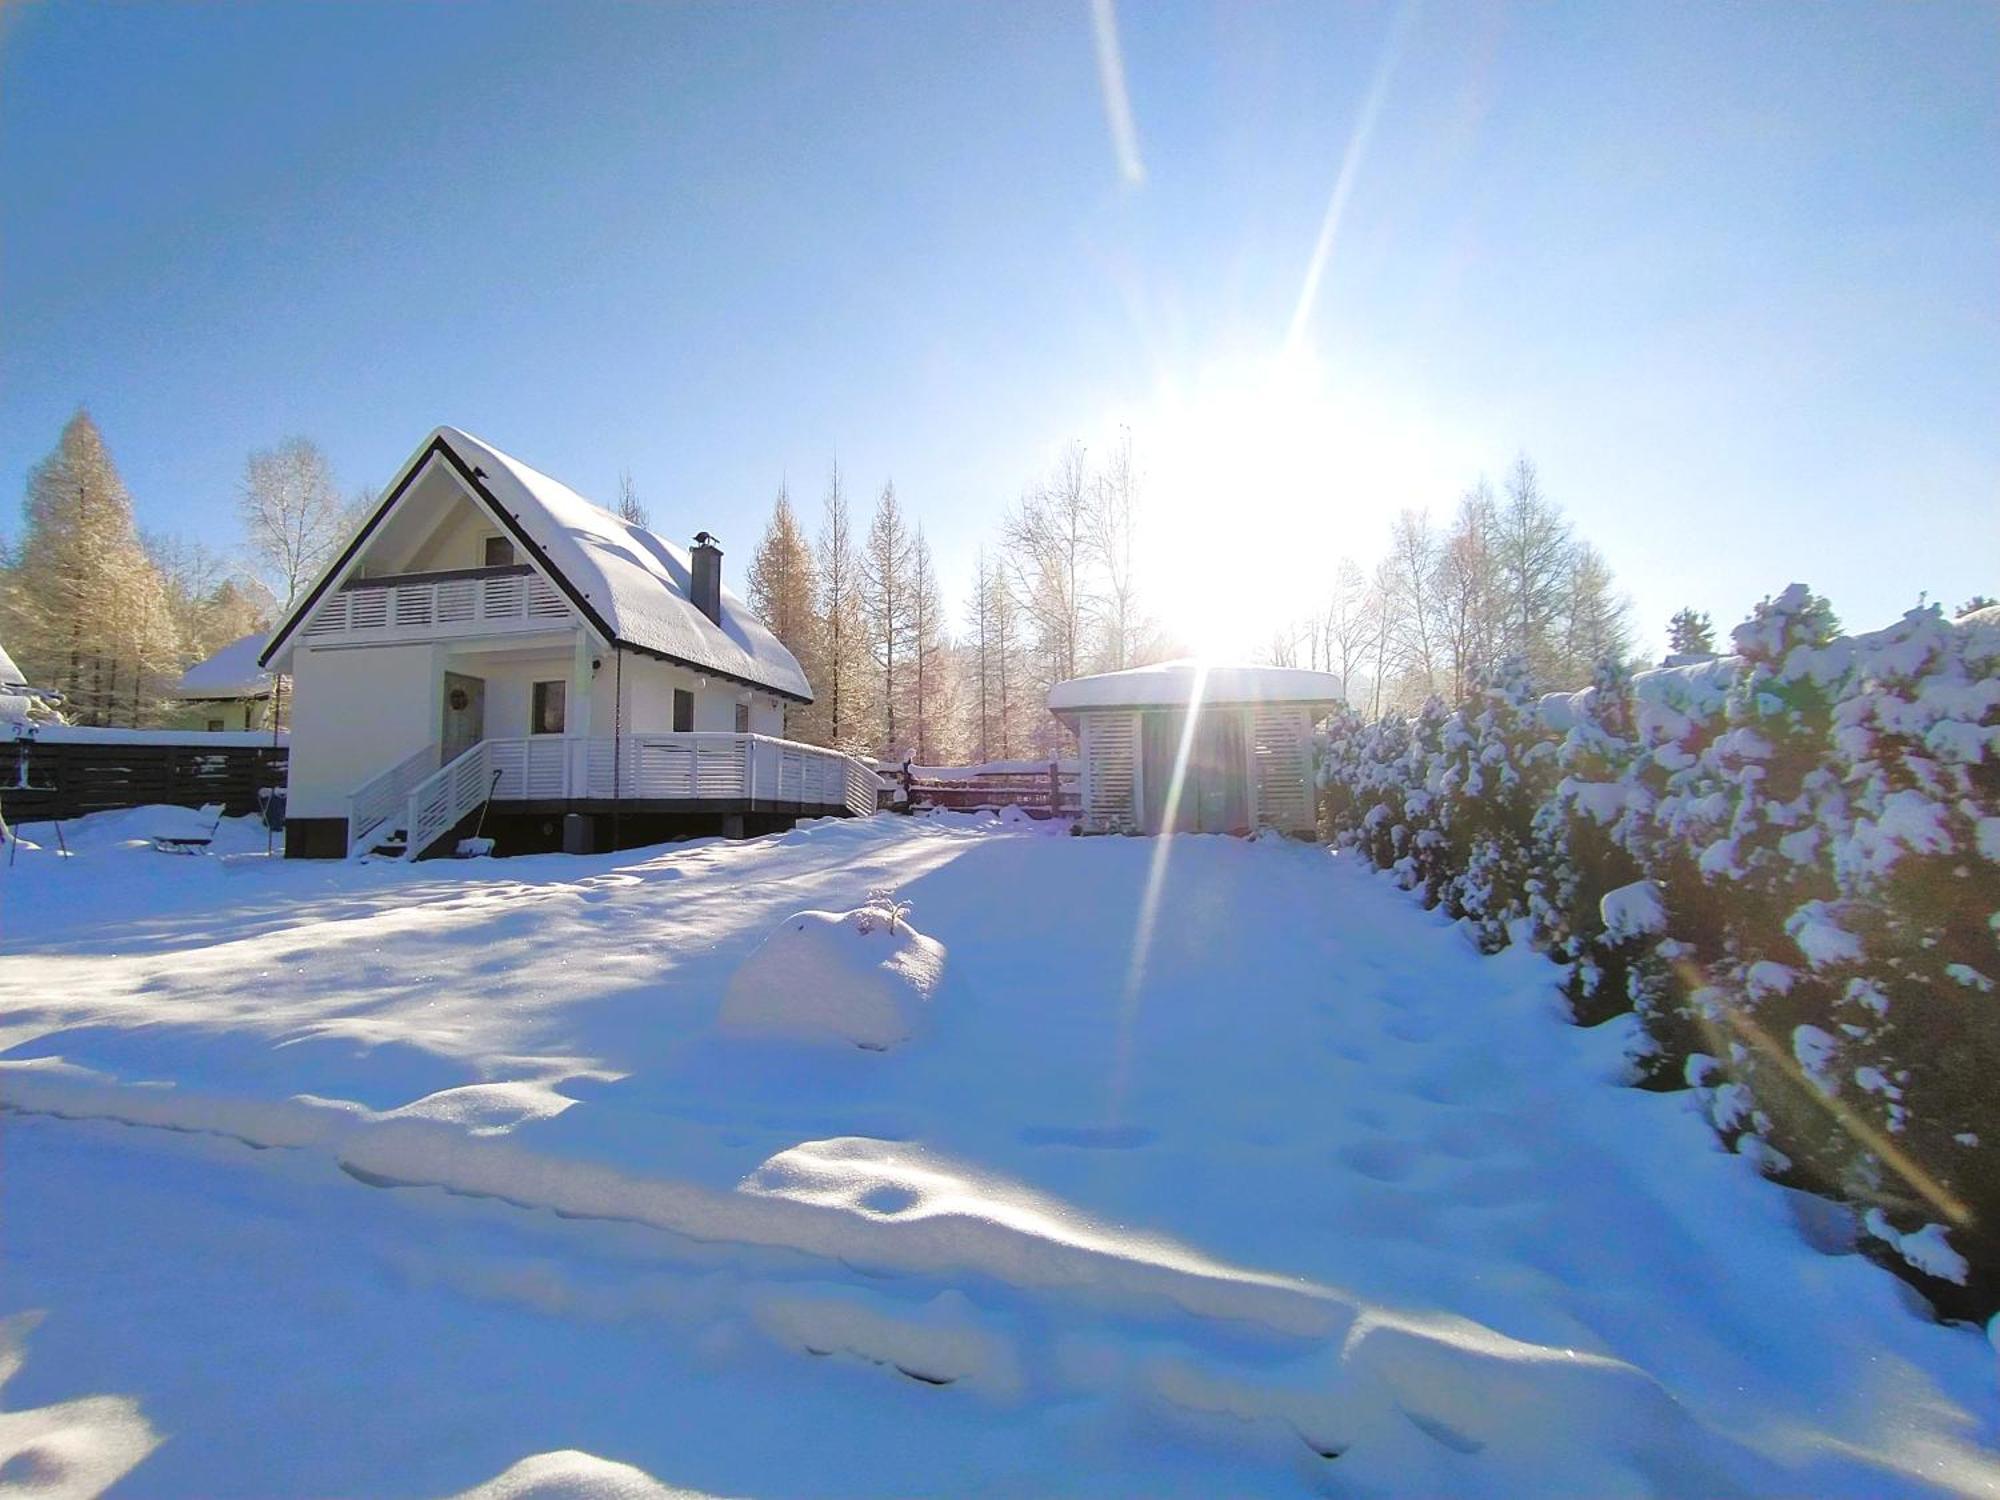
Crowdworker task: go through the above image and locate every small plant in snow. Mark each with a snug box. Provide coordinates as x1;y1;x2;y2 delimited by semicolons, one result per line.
859;886;912;935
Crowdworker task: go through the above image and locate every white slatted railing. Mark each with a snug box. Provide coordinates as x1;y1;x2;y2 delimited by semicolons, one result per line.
347;743;440;856
402;740;502;860
302;568;570;644
480;733;876;817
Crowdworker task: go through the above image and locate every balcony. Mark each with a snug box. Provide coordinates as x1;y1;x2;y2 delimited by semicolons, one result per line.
300;565;572;645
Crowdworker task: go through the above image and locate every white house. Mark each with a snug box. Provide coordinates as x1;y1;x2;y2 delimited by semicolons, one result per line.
172;632;285;732
1048;661;1341;836
260;427;875;859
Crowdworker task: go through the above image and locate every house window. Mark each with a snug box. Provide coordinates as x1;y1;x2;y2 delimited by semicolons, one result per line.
531;680;566;735
207;718;225;733
734;702;750;734
484;535;516;568
672;688;694;733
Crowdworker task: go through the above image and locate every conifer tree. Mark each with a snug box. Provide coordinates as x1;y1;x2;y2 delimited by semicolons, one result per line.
745;482;821;736
862;482;915;756
1667;607;1716;658
810;465;872;751
905;527;953;763
4;410;181;725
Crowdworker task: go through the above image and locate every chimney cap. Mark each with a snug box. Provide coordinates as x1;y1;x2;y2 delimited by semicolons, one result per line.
693;530;720;549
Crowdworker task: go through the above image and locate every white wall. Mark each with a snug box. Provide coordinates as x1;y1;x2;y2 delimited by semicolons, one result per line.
287;642;440;819
588;650;789;736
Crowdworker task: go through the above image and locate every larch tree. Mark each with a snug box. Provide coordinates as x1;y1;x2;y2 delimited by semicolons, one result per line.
240;437;349;610
964;547;997;762
811;465;872;752
1437;483;1501;703
1492;456;1572;681
745;482;821;735
905;527;956;764
861;482;915;757
987;553;1023;759
4;410;180;725
1556;541;1631;679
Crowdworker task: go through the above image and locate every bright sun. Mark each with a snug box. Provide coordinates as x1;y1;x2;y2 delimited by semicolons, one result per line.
1108;348;1482;658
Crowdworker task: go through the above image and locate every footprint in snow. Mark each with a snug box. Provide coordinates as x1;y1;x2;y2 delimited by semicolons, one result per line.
1336;1137;1420;1183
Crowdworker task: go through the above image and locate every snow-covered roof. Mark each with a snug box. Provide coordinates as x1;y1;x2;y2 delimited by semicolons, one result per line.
175;632;275;700
0;640;25;690
1048;660;1344;713
264;427;811;702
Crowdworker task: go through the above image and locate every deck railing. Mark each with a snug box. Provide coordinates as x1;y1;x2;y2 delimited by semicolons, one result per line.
302;567;571;644
368;732;880;859
347;743;441;855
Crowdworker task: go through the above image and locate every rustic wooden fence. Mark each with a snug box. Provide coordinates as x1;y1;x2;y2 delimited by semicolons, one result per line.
2;733;289;824
877;760;1081;818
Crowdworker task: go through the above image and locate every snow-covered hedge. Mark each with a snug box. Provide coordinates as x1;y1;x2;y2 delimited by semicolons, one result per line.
1318;587;2000;1319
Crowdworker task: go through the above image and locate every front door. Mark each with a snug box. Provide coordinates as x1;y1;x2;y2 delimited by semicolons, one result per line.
441;672;486;764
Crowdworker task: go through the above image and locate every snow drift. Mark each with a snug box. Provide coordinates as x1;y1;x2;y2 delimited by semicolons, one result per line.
718;898;945;1049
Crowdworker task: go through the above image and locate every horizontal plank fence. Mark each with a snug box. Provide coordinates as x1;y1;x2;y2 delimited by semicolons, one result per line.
2;736;289;824
879;762;1081;818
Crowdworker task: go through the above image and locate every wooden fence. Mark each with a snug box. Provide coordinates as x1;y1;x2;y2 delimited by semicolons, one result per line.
878;761;1081;818
1;733;289;825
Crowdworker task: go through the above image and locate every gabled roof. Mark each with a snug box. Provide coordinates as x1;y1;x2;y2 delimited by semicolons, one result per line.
260;428;812;702
0;640;24;691
176;632;275;700
1049;660;1345;713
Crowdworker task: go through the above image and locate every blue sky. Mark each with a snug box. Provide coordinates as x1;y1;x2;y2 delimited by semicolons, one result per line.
4;1;1994;655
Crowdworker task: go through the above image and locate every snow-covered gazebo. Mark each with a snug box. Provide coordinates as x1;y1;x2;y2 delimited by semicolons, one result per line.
1048;661;1342;837
173;632;285;732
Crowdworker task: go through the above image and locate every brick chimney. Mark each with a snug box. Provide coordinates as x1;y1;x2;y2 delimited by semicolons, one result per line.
691;532;723;624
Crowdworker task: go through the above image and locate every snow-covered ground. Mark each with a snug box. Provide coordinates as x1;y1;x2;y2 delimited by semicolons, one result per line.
1;811;1995;1497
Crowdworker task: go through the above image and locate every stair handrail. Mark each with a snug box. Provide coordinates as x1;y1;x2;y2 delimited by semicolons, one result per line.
348;743;440;855
401;738;495;861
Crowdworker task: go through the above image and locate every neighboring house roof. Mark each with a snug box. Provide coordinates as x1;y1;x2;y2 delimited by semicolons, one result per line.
0;640;24;691
176;632;276;700
261;428;813;703
1049;660;1345;713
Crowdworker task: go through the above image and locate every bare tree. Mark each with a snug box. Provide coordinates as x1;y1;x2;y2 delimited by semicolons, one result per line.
1323;557;1375;705
1087;428;1144;670
810;464;872;751
862;481;915;755
1005;444;1092;752
1387;508;1441;699
1493;456;1571;681
240;437;349;610
616;468;649;529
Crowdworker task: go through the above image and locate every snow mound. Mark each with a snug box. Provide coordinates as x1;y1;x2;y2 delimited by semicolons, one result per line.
719;901;945;1050
450;1450;729;1499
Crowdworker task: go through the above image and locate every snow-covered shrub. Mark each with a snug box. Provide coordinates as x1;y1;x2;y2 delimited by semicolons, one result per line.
719;894;946;1050
1317;587;2000;1319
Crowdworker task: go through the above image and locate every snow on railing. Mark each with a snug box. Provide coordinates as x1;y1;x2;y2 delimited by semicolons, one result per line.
302;568;570;644
347;743;439;855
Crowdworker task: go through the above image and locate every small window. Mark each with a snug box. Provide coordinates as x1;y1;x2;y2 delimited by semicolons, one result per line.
484;536;516;568
207;718;225;733
531;680;566;735
734;702;750;734
672;688;694;733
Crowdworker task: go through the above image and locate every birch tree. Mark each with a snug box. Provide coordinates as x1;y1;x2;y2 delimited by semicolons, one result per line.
240;437;349;610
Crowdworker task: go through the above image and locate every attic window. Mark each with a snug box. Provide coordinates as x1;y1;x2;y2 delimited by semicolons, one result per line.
673;689;694;733
484;536;516;568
